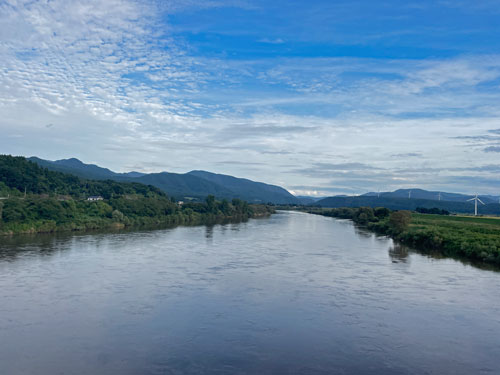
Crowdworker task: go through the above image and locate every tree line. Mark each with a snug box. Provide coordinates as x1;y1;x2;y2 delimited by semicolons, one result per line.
0;155;273;235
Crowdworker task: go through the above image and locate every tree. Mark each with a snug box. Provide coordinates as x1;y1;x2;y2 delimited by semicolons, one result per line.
220;199;231;214
354;207;375;224
374;207;391;219
389;210;412;233
205;195;216;213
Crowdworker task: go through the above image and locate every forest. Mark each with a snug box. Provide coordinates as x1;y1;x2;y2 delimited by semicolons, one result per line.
0;155;273;235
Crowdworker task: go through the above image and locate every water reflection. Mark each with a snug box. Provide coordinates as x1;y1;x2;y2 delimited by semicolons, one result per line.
389;243;410;263
353;226;374;239
0;232;72;262
0;217;253;263
1;211;500;375
205;225;214;241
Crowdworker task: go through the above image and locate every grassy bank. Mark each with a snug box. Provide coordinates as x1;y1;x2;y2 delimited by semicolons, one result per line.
0;155;274;236
307;207;500;266
398;214;500;264
0;196;274;236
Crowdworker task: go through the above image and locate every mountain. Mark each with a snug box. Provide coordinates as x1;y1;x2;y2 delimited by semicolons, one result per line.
29;157;299;204
1;155;163;199
315;195;500;215
362;188;498;204
295;196;323;205
130;172;236;199
0;155;269;236
28;157;145;180
188;170;298;204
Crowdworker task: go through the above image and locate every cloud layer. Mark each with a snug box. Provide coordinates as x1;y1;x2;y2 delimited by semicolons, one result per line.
1;0;500;195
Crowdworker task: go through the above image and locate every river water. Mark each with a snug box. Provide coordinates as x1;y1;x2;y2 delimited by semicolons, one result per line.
0;211;499;374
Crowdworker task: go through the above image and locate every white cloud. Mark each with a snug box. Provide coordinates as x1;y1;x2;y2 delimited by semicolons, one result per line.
1;1;500;195
258;38;285;44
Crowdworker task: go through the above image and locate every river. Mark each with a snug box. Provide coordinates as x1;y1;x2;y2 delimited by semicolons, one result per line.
1;211;499;374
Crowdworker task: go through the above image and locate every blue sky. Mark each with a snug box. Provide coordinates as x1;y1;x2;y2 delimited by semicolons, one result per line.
1;0;500;195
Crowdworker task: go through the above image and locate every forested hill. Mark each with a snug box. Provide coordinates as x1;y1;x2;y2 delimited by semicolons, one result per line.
0;155;274;235
188;170;297;204
1;155;163;198
28;156;300;204
28;156;145;180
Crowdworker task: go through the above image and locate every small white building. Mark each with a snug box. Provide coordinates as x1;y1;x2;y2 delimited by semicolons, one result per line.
87;196;104;201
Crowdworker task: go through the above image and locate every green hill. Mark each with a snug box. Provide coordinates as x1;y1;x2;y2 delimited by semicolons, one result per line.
0;155;273;235
129;172;236;199
28;157;299;204
188;170;298;204
3;155;160;198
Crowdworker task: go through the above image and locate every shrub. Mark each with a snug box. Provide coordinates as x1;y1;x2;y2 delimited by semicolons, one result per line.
389;210;412;233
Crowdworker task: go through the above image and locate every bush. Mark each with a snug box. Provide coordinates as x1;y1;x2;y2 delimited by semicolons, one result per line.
389;210;412;233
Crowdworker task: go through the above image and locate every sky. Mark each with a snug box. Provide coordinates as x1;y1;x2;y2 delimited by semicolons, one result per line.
1;0;500;196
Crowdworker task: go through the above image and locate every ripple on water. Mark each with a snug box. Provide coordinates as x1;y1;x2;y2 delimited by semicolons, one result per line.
0;211;500;374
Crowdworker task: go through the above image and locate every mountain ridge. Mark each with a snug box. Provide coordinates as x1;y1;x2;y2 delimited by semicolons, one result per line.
28;157;300;204
362;188;498;204
315;195;500;215
188;170;297;204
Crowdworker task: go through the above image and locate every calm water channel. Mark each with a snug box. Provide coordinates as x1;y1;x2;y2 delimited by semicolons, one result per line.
1;211;499;374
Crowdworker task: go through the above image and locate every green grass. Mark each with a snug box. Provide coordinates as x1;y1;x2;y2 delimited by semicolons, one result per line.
306;207;500;266
401;213;500;265
411;214;500;238
413;213;500;226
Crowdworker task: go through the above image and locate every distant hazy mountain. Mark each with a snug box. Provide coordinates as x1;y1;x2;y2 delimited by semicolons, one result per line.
131;172;236;199
316;195;500;215
362;188;497;204
362;188;498;204
295;196;323;205
188;170;298;204
29;157;299;204
28;157;145;180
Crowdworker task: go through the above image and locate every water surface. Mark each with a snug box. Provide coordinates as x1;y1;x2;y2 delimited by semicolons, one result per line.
1;211;499;374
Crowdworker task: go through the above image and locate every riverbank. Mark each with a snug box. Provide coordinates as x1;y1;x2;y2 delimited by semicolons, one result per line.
306;207;500;266
0;197;274;236
0;154;275;236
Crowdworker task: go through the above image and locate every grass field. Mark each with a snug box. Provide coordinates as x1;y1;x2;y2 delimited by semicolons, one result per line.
411;213;500;237
399;213;500;265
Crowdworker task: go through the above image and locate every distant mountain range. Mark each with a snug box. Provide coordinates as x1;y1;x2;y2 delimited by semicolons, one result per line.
315;194;500;215
362;188;499;204
295;196;323;205
28;157;300;204
26;156;500;214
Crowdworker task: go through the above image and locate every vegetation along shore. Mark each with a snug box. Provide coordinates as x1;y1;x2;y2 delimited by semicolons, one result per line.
0;155;274;236
307;207;500;267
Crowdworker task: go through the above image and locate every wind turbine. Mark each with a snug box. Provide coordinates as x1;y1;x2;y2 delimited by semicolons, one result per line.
467;194;485;216
408;190;412;199
437;192;441;201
